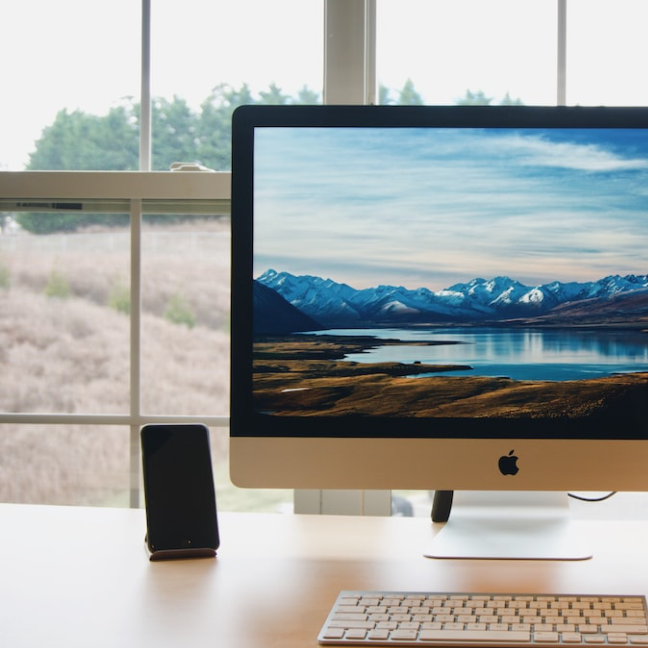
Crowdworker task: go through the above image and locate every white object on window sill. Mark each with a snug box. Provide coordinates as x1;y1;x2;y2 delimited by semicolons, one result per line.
169;162;215;172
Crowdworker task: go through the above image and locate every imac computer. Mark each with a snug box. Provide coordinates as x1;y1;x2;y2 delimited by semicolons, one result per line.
229;104;648;559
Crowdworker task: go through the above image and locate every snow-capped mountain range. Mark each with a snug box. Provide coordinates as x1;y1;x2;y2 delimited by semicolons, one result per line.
255;269;648;330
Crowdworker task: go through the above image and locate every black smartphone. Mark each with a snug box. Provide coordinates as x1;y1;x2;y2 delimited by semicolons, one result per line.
141;424;219;558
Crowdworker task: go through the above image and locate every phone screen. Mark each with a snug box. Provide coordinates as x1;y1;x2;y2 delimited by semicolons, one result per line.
141;424;219;554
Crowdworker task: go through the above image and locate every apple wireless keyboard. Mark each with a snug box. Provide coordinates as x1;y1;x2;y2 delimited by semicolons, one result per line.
318;591;648;646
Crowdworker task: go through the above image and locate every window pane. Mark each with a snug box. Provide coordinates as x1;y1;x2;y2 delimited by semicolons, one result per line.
0;0;140;171
377;0;557;106
0;211;130;414
567;0;648;106
0;424;130;506
151;0;324;170
140;214;230;416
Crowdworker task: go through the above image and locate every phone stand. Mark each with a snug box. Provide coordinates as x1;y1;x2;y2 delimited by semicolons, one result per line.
140;424;220;562
144;535;217;561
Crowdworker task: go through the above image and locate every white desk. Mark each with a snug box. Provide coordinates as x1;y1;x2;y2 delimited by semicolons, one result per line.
1;504;648;647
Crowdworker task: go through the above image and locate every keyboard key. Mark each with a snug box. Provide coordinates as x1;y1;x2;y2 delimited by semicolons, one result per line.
603;625;648;634
534;632;560;642
563;633;583;643
391;629;419;641
321;627;345;640
419;629;531;642
328;620;374;630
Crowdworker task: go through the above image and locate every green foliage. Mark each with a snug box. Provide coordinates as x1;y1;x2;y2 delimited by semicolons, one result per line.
398;79;424;106
151;96;203;170
294;85;320;105
164;294;196;328
44;271;71;299
500;92;524;106
378;84;392;105
259;82;291;105
457;89;523;106
379;79;424;105
108;281;130;315
196;83;255;171
380;82;522;107
457;89;494;105
28;105;139;171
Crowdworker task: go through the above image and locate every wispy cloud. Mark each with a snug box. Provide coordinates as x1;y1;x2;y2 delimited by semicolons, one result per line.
492;132;648;173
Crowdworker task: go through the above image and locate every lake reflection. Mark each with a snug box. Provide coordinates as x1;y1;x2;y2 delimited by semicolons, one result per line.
323;327;648;381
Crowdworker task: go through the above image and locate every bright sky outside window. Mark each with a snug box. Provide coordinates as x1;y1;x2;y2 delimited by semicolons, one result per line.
0;0;323;171
377;0;557;106
567;0;648;106
0;0;139;170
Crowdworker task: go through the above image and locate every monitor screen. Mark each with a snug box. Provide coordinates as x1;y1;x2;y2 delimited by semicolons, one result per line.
230;105;648;494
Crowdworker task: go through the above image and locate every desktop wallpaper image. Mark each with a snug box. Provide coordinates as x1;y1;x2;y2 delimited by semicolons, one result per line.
251;126;648;422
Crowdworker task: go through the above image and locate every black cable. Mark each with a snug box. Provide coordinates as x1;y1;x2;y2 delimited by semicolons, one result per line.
567;491;618;502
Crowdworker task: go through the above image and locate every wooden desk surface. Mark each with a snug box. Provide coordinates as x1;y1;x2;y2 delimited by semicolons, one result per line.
1;504;648;648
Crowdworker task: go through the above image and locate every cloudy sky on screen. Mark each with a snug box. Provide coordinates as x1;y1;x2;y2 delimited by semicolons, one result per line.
253;126;648;290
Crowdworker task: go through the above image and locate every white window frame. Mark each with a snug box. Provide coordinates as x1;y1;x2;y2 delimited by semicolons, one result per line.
0;0;569;514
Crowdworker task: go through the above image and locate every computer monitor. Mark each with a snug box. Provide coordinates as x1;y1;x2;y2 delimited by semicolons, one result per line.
229;104;648;558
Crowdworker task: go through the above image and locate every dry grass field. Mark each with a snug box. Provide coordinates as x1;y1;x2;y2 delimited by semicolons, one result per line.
0;218;243;508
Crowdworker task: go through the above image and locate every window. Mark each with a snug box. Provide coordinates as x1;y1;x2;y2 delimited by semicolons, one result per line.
377;0;557;106
0;0;140;172
1;0;646;517
1;0;323;173
151;1;324;108
567;0;648;106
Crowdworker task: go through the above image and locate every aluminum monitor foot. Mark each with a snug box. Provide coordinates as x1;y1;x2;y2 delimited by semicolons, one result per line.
425;491;593;561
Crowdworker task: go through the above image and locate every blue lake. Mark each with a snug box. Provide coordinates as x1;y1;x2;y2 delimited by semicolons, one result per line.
315;327;648;381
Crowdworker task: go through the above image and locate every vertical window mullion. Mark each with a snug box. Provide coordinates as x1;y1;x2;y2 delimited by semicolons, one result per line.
365;0;377;105
557;0;567;105
130;198;143;507
140;0;152;171
324;0;376;105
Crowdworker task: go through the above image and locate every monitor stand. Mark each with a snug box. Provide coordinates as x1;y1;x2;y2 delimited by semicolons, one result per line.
425;491;593;561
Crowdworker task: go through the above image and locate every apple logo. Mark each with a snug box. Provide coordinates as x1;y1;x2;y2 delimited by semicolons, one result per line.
498;449;519;476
